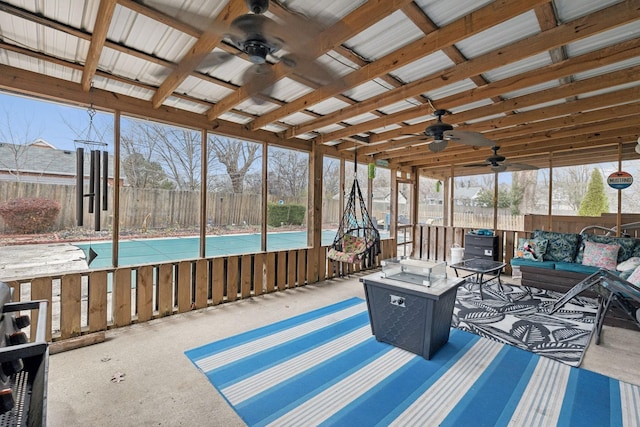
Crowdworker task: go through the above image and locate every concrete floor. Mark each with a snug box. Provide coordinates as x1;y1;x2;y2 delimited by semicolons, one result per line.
47;272;640;427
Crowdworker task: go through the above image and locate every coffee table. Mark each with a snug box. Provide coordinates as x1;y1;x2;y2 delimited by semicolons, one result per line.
450;258;506;300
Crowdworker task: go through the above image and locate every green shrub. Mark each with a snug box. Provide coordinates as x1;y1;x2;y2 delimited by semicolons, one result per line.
0;197;61;234
267;203;306;227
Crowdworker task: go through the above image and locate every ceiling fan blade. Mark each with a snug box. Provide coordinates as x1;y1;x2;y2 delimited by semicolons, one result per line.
147;2;238;37
464;163;490;168
428;140;448;153
267;10;335;53
197;51;236;70
281;54;339;87
444;130;495;147
242;63;276;104
502;162;539;171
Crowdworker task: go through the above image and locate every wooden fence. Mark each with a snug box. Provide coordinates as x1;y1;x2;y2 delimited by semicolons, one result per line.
0;182;526;234
5;240;396;342
0;182;314;232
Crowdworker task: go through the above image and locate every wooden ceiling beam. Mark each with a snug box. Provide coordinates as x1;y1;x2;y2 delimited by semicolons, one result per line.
205;0;414;121
397;127;639;168
302;1;639;143
359;78;640;158
81;0;117;91
391;121;640;166
151;0;246;109
368;63;640;151
485;105;640;141
429;144;640;177
0;63;310;151
255;0;546;132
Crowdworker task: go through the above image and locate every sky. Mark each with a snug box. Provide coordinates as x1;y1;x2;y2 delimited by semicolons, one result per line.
1;90;637;190
0;92;113;152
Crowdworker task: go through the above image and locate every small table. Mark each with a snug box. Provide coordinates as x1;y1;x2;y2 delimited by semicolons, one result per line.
361;273;464;360
450;258;506;300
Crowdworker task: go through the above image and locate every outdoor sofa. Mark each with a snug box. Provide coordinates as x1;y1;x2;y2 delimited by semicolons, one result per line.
511;229;640;328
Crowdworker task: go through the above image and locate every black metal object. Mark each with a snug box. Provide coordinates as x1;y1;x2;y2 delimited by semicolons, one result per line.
361;274;462;359
75;148;108;231
0;282;49;427
75;148;84;226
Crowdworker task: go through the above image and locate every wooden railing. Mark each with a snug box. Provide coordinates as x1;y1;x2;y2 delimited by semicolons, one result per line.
412;224;529;275
5;240;396;343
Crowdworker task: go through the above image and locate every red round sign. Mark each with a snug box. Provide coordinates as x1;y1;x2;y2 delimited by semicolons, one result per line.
607;171;633;190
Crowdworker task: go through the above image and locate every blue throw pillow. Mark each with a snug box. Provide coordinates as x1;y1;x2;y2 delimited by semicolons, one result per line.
533;230;580;263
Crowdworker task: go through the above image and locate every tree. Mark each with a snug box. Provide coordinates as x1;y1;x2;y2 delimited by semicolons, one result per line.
323;158;341;198
208;136;261;193
0;108;46;181
553;165;590;211
120;120;202;191
122;152;174;189
268;148;308;198
578;169;609;216
512;170;538;214
475;186;511;208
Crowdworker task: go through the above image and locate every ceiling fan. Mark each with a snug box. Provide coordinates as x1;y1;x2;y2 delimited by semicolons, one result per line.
464;146;538;172
151;0;341;104
404;109;496;153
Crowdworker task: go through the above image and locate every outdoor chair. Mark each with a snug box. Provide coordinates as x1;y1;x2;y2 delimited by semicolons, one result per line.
548;269;640;344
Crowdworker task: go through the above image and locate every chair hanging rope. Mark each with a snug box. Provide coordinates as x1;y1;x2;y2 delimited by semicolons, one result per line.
327;148;380;266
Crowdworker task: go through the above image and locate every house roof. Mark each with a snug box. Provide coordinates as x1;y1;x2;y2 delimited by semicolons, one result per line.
0;0;638;180
0;142;116;181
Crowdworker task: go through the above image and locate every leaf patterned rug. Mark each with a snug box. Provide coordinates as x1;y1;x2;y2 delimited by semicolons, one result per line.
452;281;598;367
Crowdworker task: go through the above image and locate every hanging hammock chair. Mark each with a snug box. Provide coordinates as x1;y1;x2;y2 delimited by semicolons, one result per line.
327;177;381;267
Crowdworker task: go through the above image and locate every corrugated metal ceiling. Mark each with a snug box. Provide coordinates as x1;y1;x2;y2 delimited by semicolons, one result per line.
0;0;637;178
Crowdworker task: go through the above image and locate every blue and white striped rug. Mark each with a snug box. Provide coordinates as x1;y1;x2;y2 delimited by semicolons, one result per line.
185;297;640;426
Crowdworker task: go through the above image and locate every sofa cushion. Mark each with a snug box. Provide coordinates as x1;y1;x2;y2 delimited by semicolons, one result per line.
625;265;640;286
514;237;548;262
617;257;640;272
575;233;637;263
533;230;580;262
581;240;619;270
510;258;556;269
554;261;601;275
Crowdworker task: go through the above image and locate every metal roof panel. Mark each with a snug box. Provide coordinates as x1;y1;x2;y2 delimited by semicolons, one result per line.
425;79;477;100
344;10;423;61
566;21;640;57
390;51;456;84
454;10;541;59
305;98;351;115
554;0;623;22
176;76;234;103
414;0;493;27
482;52;553;82
343;80;390;102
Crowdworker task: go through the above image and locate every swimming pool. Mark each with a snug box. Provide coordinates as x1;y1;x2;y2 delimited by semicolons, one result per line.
76;229;389;268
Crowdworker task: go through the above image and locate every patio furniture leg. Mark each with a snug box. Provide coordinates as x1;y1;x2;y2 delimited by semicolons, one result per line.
594;293;613;345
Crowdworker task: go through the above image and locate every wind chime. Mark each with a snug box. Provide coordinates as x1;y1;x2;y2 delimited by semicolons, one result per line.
74;83;108;265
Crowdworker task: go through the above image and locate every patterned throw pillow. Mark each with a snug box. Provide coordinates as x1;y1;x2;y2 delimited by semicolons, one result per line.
533;230;580;262
617;257;640;272
514;237;548;262
581;240;620;270
626;265;640;286
576;234;638;264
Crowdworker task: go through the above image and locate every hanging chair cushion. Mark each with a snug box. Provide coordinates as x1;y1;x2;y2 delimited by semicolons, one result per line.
327;234;370;263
